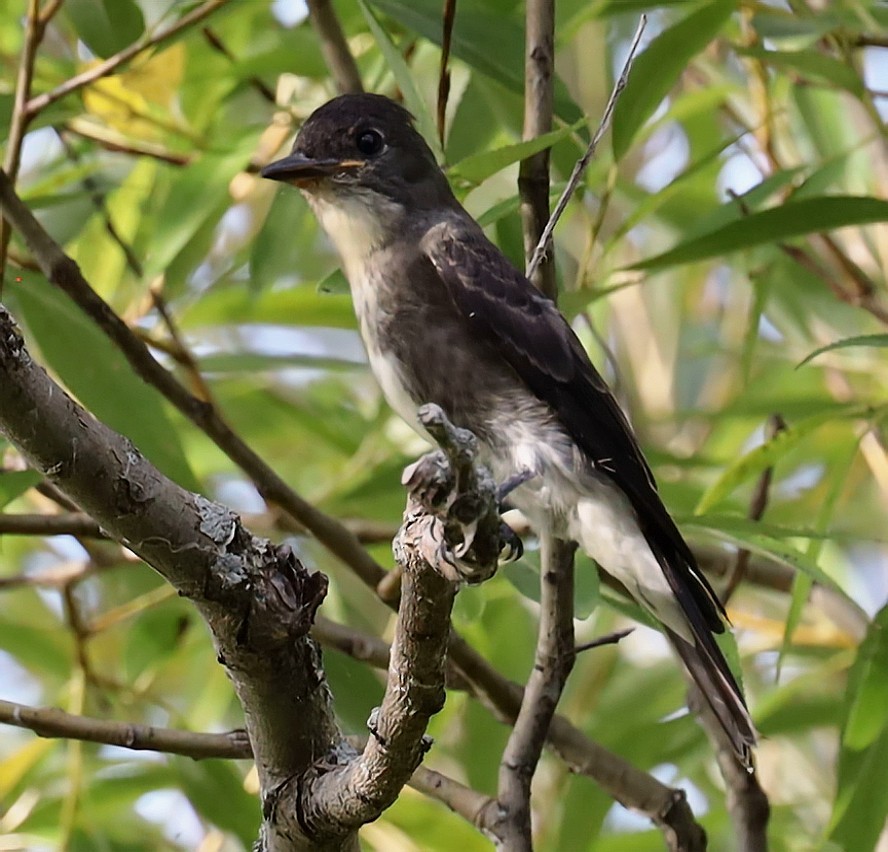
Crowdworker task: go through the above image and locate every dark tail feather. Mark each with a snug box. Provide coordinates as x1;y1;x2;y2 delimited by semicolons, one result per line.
665;626;757;769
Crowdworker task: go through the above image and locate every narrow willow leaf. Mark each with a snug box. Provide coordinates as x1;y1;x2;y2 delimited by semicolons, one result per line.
798;334;888;367
611;0;735;161
633;197;888;272
358;0;443;162
8;273;200;491
695;405;869;514
828;605;888;851
0;470;41;509
450;122;581;187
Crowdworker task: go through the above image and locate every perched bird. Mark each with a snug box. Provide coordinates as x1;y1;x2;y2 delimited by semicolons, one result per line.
261;93;755;766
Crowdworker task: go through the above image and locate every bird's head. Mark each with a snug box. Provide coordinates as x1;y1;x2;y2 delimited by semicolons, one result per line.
261;93;454;214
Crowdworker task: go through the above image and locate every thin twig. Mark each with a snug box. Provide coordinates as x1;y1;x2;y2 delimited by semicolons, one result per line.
61;121;192;165
24;0;229;117
722;414;785;604
0;511;104;539
0;0;64;280
519;0;556;299
202;27;277;104
305;0;363;95
437;0;457;151
574;627;634;653
526;15;648;282
495;538;575;850
0;697;251;759
148;286;216;404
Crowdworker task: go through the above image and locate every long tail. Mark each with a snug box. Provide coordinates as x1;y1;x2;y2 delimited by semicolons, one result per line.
664;626;757;769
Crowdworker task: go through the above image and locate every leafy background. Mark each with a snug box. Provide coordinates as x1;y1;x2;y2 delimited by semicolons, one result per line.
1;0;887;849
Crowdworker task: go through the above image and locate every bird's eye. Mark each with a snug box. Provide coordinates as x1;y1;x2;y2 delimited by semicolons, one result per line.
356;129;384;156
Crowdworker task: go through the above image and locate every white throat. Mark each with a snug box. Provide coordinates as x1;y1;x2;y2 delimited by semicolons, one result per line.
304;188;403;283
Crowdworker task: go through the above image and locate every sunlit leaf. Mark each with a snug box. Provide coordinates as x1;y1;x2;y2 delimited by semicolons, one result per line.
7;273;199;491
828;605;888;851
633;197;888;272
611;0;735;161
798;334;888;367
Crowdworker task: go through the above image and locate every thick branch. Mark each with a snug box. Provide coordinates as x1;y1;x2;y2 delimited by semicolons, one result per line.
277;405;500;840
0;305;344;850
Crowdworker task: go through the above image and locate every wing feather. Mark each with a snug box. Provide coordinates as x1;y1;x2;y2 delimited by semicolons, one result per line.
423;222;726;630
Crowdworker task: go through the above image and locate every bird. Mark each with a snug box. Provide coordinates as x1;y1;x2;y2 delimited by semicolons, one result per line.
261;92;756;767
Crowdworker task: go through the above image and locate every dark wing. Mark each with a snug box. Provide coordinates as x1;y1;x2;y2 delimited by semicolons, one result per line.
423;221;726;632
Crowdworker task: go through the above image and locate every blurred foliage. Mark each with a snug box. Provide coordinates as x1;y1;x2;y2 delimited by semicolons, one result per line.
1;0;887;849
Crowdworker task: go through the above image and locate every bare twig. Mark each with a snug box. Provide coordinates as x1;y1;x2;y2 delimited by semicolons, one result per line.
148;286;216;403
305;0;363;95
437;0;457;150
0;0;65;279
526;15;648;282
722;414;786;604
495;538;575;850
519;0;556;299
61;121;192;165
0;511;104;539
575;627;634;653
0;698;251;760
24;0;228;117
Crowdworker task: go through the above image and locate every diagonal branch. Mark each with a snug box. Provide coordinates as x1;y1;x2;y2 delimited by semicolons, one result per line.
526;15;647;282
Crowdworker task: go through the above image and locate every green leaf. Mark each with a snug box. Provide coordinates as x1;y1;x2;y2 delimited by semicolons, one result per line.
695;405;868;514
687;517;853;601
198;351;362;374
736;46;864;96
0;470;41;510
828;605;888;850
798;334;888;367
501;550;599;619
633;197;888;272
449;122;581;186
358;0;443;162
370;0;582;124
64;0;144;58
145;138;256;279
7;273;199;491
179;282;356;330
611;0;735;161
317;268;350;295
175;758;259;844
